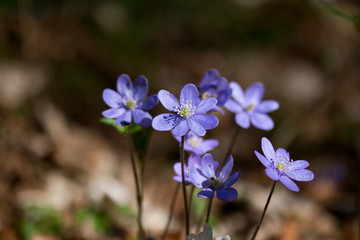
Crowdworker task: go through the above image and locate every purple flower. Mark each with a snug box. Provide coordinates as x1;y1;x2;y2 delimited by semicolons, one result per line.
173;154;201;184
152;84;219;137
225;82;279;130
174;131;219;155
199;69;232;113
189;154;240;201
102;74;158;127
255;137;314;192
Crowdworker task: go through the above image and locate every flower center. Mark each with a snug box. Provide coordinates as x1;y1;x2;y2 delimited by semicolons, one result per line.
124;98;137;110
210;177;220;186
274;153;291;172
245;104;255;112
202;91;218;99
187;136;203;147
276;162;285;171
175;100;196;118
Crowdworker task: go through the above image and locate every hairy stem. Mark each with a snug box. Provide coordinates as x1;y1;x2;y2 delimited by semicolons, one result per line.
127;126;144;240
250;181;276;240
180;135;190;236
221;127;240;166
162;183;180;240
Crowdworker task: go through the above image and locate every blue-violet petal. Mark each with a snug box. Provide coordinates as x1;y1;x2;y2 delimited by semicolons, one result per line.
216;187;238;202
189;168;208;188
244;82;264;106
195;97;218;114
219;156;233;180
158;90;180;112
257;100;279;113
191;114;219;130
116;74;133;98
280;175;299;192
255;150;272;168
140;94;158;111
290;160;310;170
171;119;189;137
222;171;241;187
286;169;314;182
198;188;215;199
115;110;132;126
132;109;152;127
152;113;181;131
180;84;201;106
201;153;217;178
235;112;250;129
265;168;280;181
188;117;206;136
261;137;276;162
102;108;125;118
103;89;122;108
133;75;148;100
250;112;274;131
229;82;244;104
224;99;243;113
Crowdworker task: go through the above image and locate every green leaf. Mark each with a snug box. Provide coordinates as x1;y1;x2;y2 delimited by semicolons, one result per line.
18;205;63;240
75;207;110;235
100;117;152;168
100;118;142;135
131;126;153;167
209;215;218;228
116;204;136;219
192;189;207;220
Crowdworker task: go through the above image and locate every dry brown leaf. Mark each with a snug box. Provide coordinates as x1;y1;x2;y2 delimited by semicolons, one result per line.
279;219;299;240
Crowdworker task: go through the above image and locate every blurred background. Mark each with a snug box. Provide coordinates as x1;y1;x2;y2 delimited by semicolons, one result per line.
0;0;359;239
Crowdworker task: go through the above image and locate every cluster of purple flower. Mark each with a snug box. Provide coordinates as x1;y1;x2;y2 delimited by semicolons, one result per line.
102;69;314;203
102;74;158;128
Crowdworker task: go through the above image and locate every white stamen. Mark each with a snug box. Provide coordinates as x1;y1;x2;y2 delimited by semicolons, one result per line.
175;100;196;118
187;135;203;147
274;152;290;172
123;98;138;110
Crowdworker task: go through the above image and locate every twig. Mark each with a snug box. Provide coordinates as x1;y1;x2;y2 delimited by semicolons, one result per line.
127;126;144;240
250;181;276;240
162;183;180;240
180;135;190;236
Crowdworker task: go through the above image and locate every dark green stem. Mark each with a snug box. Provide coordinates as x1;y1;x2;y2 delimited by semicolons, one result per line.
205;198;213;223
139;158;145;211
180;135;190;236
188;185;196;227
162;183;180;240
127;126;144;240
250;181;276;240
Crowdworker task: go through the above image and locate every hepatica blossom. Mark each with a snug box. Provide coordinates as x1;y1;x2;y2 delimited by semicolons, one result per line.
174;131;219;155
102;74;158;127
199;69;232;113
189;154;240;201
173;154;201;184
152;84;219;137
255;137;314;192
225;82;279;130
